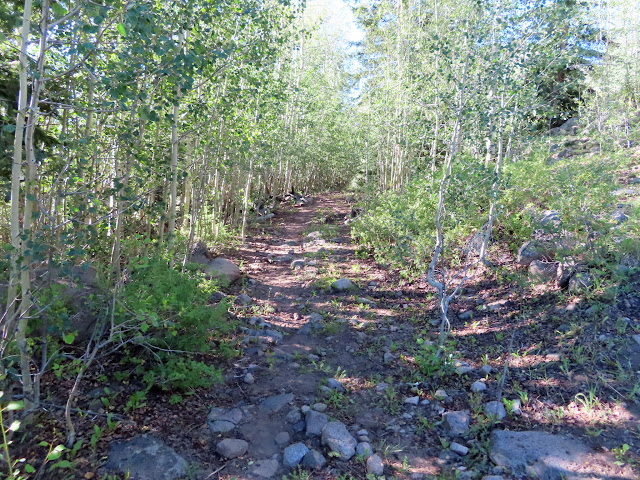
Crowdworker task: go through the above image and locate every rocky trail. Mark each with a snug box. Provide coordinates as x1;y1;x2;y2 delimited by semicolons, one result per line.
98;193;639;480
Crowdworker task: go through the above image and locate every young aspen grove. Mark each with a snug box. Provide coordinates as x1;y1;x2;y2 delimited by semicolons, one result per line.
0;0;639;478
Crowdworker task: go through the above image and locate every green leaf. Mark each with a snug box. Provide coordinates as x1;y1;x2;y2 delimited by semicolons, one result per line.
51;3;68;16
140;322;149;333
62;332;76;344
46;444;66;461
2;125;16;133
8;420;21;431
24;464;36;473
117;23;126;36
6;401;23;411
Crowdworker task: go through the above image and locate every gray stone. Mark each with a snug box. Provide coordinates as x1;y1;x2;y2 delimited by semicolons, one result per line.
313;403;327;412
459;310;473;320
480;365;493;375
308;312;323;323
251;459;280;478
235;294;253;306
244;329;284;344
529;260;559;283
302;450;327;469
557;262;578;289
517;241;552;266
207;407;243;433
568;272;594;292
331;278;355;291
485;401;507;420
383;352;395;364
321;422;357;460
305;410;329;436
404;396;420;405
203;257;242;285
471;381;487;393
489;430;591;480
307;354;320;362
103;435;187;480
450;442;469;456
216;439;249;459
366;454;384;475
482;477;504;480
283;443;309;468
260;393;294;413
327;378;346;392
285;408;302;424
434;389;449;401
442;411;470;436
356;442;374;458
540;210;562;227
611;210;628;225
275;432;291;446
244;373;255;384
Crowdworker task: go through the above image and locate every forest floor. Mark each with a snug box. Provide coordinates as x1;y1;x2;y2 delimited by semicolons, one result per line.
28;192;640;480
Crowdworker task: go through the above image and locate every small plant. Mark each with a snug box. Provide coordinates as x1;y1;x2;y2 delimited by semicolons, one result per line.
0;394;36;479
613;443;630;466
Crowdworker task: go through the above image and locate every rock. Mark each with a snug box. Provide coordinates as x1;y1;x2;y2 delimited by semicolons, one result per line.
480;365;493;375
442;411;470;436
529;260;559;283
302;449;327;469
517;241;553;266
485;401;507;420
434;389;449;401
471;381;487;393
204;257;242;285
285;408;302;424
313;403;327;412
290;259;305;270
366;454;384;475
459;310;473;320
611;210;628;225
383;352;395;364
275;432;291;446
540;210;562;227
301;405;311;413
216;439;249;459
557;261;578;289
235;294;253;306
510;399;522;415
283;443;309;468
308;312;323;323
321;422;357;460
244;373;255;384
305;410;329;436
103;435;187;480
568;272;594;292
243;329;283;345
256;213;275;222
482;477;504;480
327;378;346;392
356;442;374;458
489;430;591;480
487;299;508;311
450;442;469;456
209;291;227;303
208;407;243;433
251;459;280;478
404;396;420;405
260;393;294;413
331;278;355;291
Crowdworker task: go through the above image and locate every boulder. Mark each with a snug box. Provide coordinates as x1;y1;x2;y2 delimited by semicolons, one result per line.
205;257;241;285
305;410;329;436
103;435;187;480
366;454;384;475
442;411;470;436
489;430;591;480
251;459;279;478
517;241;553;266
529;260;559;283
283;443;309;468
260;393;294;413
302;449;327;469
216;439;249;459
568;272;594;292
331;278;356;291
321;422;357;460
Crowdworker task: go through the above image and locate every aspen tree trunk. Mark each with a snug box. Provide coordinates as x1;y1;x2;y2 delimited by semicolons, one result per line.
16;0;50;410
4;0;33;343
